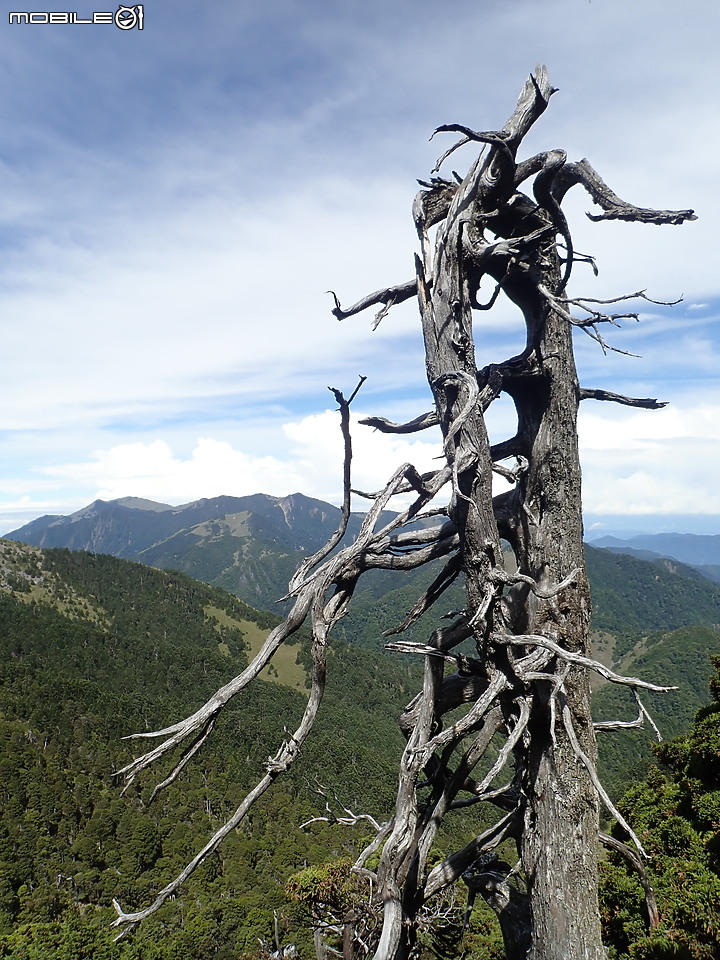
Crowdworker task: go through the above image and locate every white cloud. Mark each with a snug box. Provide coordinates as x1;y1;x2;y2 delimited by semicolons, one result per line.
40;438;306;506
579;399;720;515
284;410;443;506
3;389;719;535
2;0;719;537
20;410;444;519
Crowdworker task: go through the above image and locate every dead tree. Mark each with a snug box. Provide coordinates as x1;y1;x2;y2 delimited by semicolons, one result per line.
111;69;694;958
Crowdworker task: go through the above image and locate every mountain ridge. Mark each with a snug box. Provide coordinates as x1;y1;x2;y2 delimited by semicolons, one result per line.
7;494;394;610
9;496;720;628
593;531;720;583
1;523;719;953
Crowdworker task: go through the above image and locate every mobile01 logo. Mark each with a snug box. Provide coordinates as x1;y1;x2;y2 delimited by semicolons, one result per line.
9;4;144;28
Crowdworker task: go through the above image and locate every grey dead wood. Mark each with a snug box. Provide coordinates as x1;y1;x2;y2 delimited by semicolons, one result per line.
111;68;694;960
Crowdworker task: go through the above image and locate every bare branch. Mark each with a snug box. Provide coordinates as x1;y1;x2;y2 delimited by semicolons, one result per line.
471;697;532;797
431;125;514;186
354;819;393;876
561;702;646;857
599;832;660;929
113;772;277;938
593;704;645;734
378;520;457;554
115;586;316;783
382;553;462;637
495;565;581;599
494;632;678;693
538;283;643;356
555;290;683;308
352;464;451;501
424;809;520;899
112;587;340;936
554;158;696;225
146;719;215;804
593;693;663;742
633;689;664;742
300;783;385;833
288;379;365;594
430;134;475;175
418;672;511;763
413;707;506;873
359;411;439;434
579;387;667;410
328;281;417;323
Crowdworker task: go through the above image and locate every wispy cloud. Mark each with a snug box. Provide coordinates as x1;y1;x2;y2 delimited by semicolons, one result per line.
1;0;718;534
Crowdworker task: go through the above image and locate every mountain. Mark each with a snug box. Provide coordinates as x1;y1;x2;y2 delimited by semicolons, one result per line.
593;624;720;799
583;545;720;640
0;539;418;957
593;532;720;583
7;494;375;611
1;519;720;954
8;496;720;645
8;496;720;792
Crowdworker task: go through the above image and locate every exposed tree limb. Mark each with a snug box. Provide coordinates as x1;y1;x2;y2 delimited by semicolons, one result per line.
579;387;667;409
553;157;696;225
358;411;439;434
561;701;646;856
288;379;366;595
494;632;678;693
599;832;660;929
382;553;463;636
299;783;386;833
328;281;417;323
424;809;520;899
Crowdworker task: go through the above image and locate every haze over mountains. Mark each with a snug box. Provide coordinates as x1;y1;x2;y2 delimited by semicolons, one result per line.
591;532;720;583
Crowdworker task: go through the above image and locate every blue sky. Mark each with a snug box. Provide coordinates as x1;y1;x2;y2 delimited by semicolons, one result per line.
1;0;719;537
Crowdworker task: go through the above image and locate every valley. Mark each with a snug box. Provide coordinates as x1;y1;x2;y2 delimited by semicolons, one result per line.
1;494;719;957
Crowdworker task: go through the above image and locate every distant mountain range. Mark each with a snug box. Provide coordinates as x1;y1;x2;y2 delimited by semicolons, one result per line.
7;493;720;646
7;493;359;611
591;532;720;583
2;498;720;949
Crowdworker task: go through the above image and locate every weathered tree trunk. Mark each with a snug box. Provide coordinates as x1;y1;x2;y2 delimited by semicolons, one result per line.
113;67;694;960
360;69;690;959
410;71;603;959
507;246;603;957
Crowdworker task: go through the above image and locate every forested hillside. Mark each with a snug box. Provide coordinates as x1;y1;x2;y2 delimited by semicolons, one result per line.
7;494;380;613
599;656;720;956
0;535;718;957
0;541;419;958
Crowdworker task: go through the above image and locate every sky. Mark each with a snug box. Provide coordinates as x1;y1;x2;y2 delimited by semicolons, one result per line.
0;0;718;538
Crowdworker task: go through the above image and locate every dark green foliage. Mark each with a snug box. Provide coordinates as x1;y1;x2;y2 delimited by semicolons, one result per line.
0;543;414;957
594;626;720;800
15;500;720;643
600;656;720;958
2;531;720;957
585;546;720;658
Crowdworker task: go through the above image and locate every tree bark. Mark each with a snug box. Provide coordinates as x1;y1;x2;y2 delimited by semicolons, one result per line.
112;66;693;960
412;71;604;959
